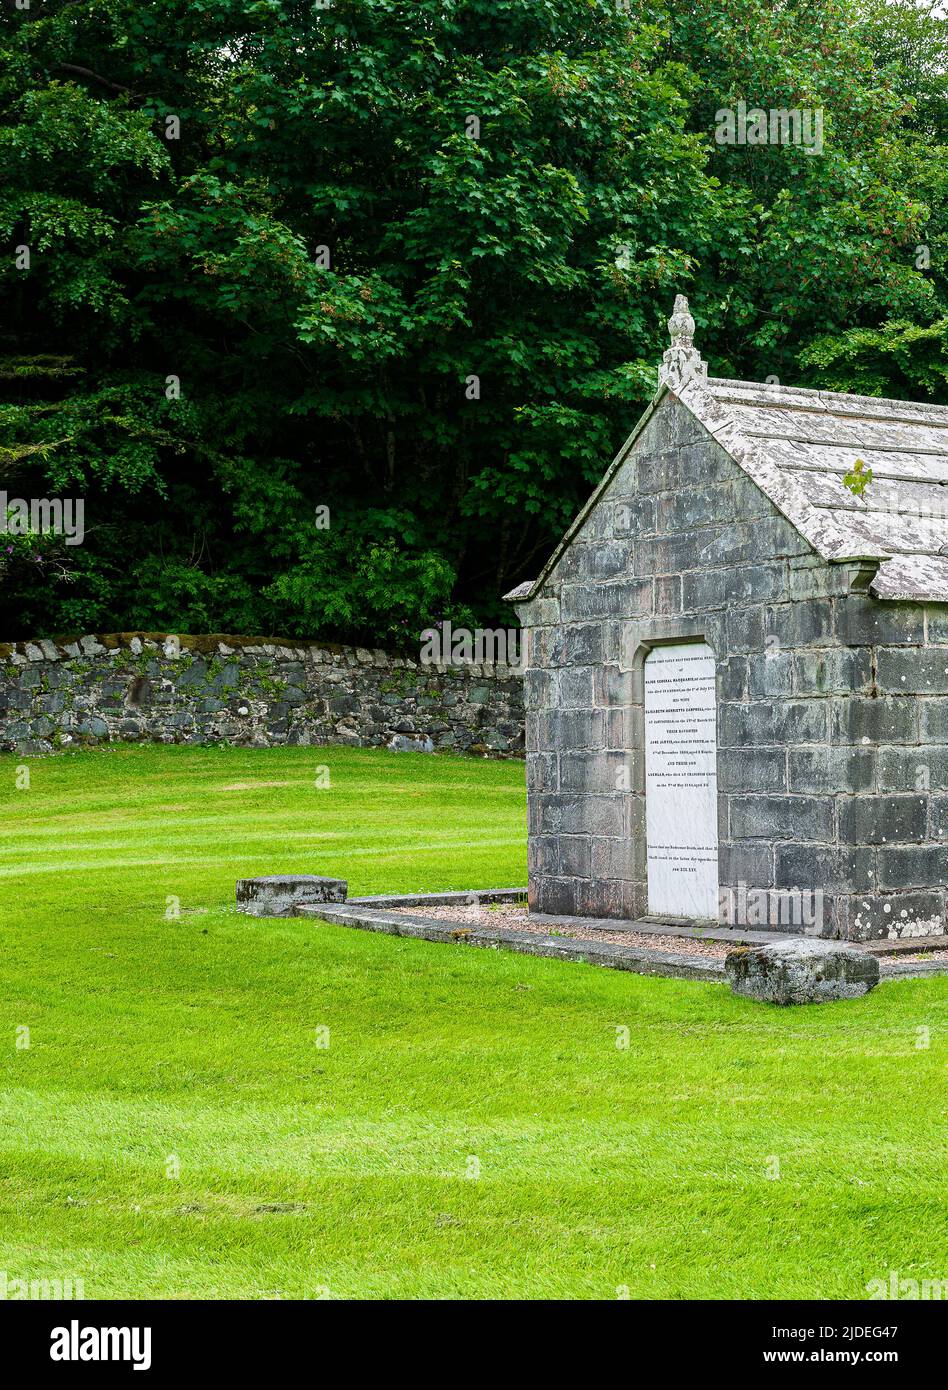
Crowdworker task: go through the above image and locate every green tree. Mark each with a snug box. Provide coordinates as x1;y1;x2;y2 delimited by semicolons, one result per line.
0;0;945;641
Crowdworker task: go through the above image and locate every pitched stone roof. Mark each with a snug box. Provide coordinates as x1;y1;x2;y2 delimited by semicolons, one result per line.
507;297;948;605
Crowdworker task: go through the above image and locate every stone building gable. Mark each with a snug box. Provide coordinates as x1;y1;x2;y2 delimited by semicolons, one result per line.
513;299;948;607
510;299;947;941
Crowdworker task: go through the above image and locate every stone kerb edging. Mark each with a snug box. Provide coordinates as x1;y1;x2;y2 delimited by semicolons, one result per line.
294;903;948;983
232;877;948;983
294;901;729;981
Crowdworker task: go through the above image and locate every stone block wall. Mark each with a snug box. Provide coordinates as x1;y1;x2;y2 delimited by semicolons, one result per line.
514;397;948;941
0;633;524;758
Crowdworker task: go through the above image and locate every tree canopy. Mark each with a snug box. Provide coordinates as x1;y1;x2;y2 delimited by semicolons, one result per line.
2;0;946;642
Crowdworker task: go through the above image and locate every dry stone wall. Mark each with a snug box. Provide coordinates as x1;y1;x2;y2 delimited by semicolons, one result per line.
0;633;524;758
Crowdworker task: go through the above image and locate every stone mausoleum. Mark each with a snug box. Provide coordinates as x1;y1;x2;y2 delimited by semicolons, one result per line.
507;297;948;942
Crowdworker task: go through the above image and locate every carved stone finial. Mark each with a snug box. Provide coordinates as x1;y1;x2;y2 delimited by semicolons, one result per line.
658;294;706;391
668;294;695;349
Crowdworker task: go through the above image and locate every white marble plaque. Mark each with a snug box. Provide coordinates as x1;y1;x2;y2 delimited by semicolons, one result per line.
644;642;719;920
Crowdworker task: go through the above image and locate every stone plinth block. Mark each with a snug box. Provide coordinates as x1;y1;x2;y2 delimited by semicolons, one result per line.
236;875;348;917
725;937;880;1005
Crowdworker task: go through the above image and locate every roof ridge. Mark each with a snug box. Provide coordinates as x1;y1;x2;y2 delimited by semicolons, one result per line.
505;297;948;607
709;377;948;423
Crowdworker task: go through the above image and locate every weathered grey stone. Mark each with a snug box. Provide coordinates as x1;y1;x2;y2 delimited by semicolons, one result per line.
921;699;948;742
718;748;786;793
562;624;602;666
78;716;109;738
878;845;946;890
682;569;726;611
788;746;876;794
557;667;593;708
847;891;945;942
725;603;766;652
879;747;948;792
746;652;792;697
387;733;434;753
725;938;880;1004
837;795;928;845
719;700;828;747
831;696;918;746
729;795;834;842
774;843;871;894
236;874;348;916
509;302;948;941
790;648;872;696
875;646;948;695
835;598;926;647
764;599;835;650
725;563;785;606
560;578;652;622
0;635;524;759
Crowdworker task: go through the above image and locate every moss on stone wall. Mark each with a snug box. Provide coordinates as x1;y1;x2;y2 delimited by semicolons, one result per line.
0;633;524;758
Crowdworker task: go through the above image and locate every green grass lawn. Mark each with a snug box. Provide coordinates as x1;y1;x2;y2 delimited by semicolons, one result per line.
0;743;945;1300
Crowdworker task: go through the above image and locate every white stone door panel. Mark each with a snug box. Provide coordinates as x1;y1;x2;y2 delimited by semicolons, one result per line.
644;642;719;920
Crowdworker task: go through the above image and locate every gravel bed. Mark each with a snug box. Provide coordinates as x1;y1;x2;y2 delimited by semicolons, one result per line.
388;902;730;960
